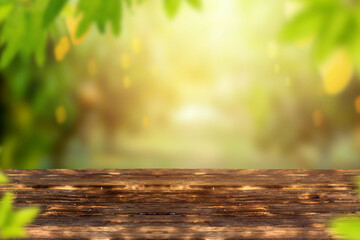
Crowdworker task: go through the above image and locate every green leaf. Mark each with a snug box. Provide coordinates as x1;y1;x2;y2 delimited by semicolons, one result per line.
186;0;201;10
280;5;324;42
0;1;48;68
164;0;181;18
0;172;8;184
76;0;122;37
1;225;26;238
108;0;122;35
11;207;39;226
0;6;26;68
330;217;360;240
25;0;48;65
124;0;132;8
313;7;350;62
0;192;13;228
0;191;39;238
42;0;68;28
34;31;47;66
76;0;102;37
0;1;13;23
349;7;360;72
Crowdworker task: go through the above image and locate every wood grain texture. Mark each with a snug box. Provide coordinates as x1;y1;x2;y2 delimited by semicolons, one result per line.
1;169;360;239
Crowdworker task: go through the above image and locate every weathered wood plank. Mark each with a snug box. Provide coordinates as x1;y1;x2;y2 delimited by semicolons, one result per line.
1;169;359;239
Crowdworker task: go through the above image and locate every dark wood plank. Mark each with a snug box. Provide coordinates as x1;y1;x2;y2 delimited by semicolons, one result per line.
1;169;359;239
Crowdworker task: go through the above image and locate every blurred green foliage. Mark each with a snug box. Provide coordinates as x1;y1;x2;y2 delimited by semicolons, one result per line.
164;0;201;18
0;0;200;68
0;0;201;168
0;172;39;239
0;0;358;171
281;0;360;69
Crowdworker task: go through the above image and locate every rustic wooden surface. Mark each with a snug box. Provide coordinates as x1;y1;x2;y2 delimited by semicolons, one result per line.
1;169;360;239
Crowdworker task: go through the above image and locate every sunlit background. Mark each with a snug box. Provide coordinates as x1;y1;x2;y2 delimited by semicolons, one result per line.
1;0;360;169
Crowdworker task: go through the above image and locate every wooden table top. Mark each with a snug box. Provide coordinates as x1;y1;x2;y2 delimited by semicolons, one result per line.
1;169;360;239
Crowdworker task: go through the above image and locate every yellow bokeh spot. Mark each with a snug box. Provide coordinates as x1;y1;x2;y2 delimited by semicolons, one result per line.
79;82;101;106
132;37;143;54
313;109;323;127
320;49;354;95
355;96;360;114
66;13;89;45
55;106;67;124
296;37;313;47
121;53;131;69
54;36;70;61
285;77;291;87
267;41;279;59
143;115;150;127
284;0;302;19
123;75;131;89
274;62;281;74
88;58;98;77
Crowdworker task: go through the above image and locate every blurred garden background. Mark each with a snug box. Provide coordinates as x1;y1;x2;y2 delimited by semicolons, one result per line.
1;0;360;169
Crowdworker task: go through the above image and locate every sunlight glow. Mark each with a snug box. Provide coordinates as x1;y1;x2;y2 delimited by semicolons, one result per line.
174;104;219;125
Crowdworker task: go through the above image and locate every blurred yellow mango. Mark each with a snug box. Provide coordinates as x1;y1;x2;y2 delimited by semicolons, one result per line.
54;36;70;61
66;14;89;45
320;49;354;95
55;106;67;124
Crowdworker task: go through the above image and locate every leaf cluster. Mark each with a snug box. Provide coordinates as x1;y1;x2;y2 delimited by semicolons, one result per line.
163;0;201;18
0;0;201;69
0;172;39;239
280;0;360;68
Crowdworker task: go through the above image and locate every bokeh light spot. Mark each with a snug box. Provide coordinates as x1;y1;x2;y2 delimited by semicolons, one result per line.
66;13;89;45
320;49;354;95
88;58;98;77
55;106;67;124
296;37;313;47
285;77;291;87
143;115;150;127
283;0;302;19
121;53;131;69
54;36;70;61
274;62;281;74
313;109;323;127
267;41;279;59
132;37;143;54
78;82;101;107
123;75;131;89
355;96;360;114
